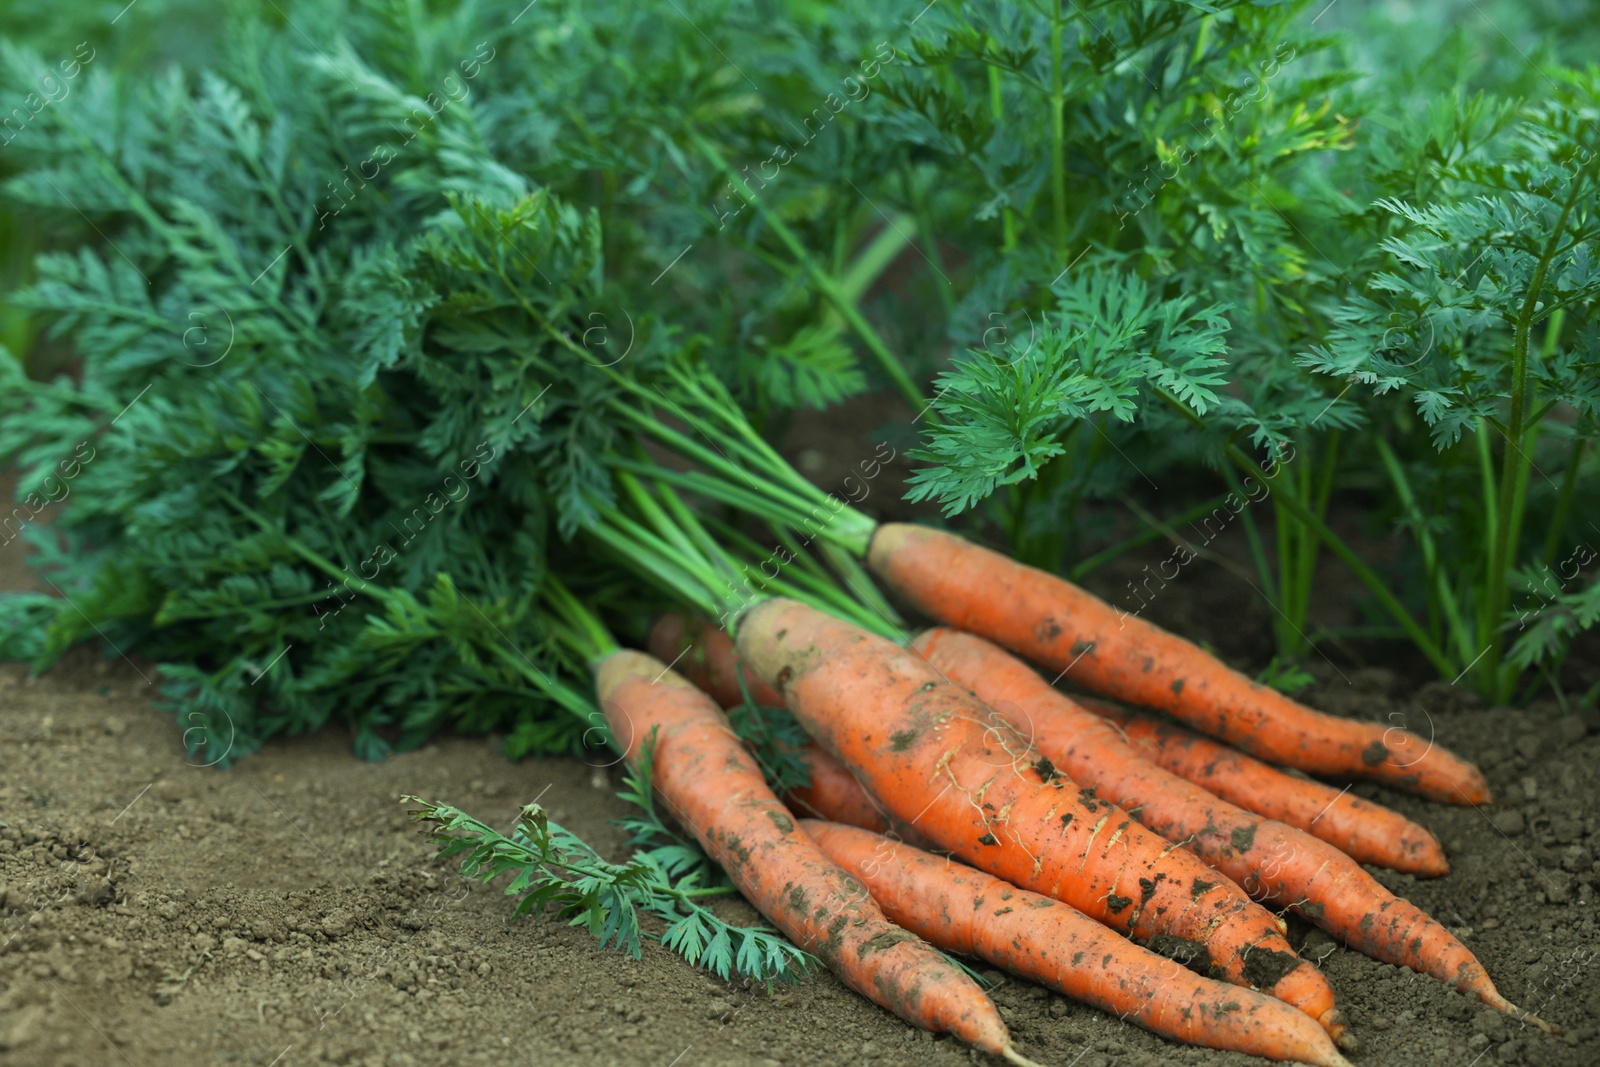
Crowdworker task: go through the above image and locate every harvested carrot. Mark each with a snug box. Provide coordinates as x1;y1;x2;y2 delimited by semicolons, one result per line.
1075;694;1448;877
918;628;1551;1031
596;650;1040;1064
736;598;1347;1045
804;820;1353;1067
782;747;890;831
649;612;784;706
648;613;888;832
867;523;1490;805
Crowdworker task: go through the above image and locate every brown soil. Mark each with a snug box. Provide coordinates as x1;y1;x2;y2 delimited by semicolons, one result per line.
4;484;1600;1067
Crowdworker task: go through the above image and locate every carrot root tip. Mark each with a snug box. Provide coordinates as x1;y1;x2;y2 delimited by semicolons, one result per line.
1511;1003;1558;1035
1000;1043;1048;1067
1322;1008;1357;1052
1481;991;1558;1034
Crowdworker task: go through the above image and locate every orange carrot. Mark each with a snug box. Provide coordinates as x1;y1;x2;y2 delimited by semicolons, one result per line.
596;650;1039;1063
804;820;1353;1067
648;613;888;832
918;628;1550;1031
867;523;1490;805
781;748;889;831
736;598;1347;1045
1075;694;1447;877
649;612;785;706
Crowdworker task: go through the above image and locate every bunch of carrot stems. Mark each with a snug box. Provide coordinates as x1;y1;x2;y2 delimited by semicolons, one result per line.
449;371;1552;1067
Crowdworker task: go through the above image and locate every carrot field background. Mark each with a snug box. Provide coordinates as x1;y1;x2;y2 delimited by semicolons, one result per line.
3;0;1600;1064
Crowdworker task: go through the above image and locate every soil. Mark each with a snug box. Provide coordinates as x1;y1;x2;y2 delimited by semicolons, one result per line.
4;475;1600;1067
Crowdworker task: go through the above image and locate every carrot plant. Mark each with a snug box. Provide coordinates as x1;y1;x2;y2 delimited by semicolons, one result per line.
1296;76;1600;701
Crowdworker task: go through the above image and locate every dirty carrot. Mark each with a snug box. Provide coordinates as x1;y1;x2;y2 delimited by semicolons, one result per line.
1074;694;1448;877
649;612;785;707
917;628;1551;1032
596;650;1041;1064
866;523;1490;805
648;613;889;833
804;820;1353;1067
735;598;1347;1045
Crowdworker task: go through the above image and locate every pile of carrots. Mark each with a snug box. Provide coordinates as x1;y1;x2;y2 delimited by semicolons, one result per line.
595;523;1547;1066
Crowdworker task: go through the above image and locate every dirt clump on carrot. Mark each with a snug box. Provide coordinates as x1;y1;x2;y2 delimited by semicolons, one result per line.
648;613;890;832
735;598;1348;1046
804;819;1354;1067
866;523;1490;804
917;628;1550;1031
1074;695;1448;876
596;650;1041;1062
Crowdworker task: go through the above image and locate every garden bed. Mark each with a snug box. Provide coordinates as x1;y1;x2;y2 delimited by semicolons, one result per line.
4;491;1598;1067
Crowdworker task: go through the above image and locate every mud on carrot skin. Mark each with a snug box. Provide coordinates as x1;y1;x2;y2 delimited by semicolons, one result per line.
865;523;1490;805
1074;694;1449;877
647;613;891;833
805;820;1354;1067
595;650;1044;1065
917;628;1551;1033
734;598;1350;1048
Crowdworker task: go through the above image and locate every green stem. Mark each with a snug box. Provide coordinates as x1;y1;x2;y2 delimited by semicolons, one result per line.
1048;3;1068;259
543;578;620;664
814;540;903;636
1240;441;1452;676
1483;152;1596;695
691;131;923;409
988;66;1017;251
1542;436;1587;566
585;516;725;620
1375;436;1474;667
838;214;917;307
1155;390;1451;674
1210;445;1276;613
220;489;390;604
1068;493;1231;580
1275;468;1296;653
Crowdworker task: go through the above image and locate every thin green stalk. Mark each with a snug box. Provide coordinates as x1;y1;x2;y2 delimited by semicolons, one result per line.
838;214;917;306
543;578;620;664
486;644;603;727
616;470;709;571
1275;469;1297;652
585;516;724;620
1048;3;1068;259
1375;436;1474;666
691;131;923;409
1068;493;1231;580
1240;441;1452;676
1484;154;1596;694
1288;432;1340;650
1474;421;1499;668
1155;388;1451;674
814;540;904;636
1210;446;1277;613
606;458;821;535
1542;436;1587;566
987;65;1017;251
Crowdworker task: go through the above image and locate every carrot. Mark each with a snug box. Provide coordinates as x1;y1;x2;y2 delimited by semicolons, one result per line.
866;523;1491;805
596;650;1040;1064
649;612;784;707
917;629;1552;1031
1074;694;1448;877
735;598;1348;1045
648;613;889;833
804;820;1353;1067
